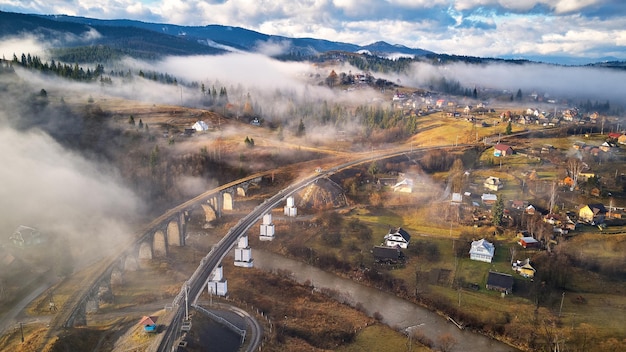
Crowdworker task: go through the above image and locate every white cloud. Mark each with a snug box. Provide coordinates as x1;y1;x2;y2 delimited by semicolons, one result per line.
0;0;624;62
0;34;48;59
253;39;292;56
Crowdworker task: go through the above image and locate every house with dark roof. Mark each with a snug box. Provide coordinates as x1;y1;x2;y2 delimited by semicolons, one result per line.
579;203;607;224
486;271;514;294
372;246;405;264
384;227;411;249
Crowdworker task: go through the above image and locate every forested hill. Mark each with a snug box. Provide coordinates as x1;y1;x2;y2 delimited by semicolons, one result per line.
2;10;624;70
0;10;432;60
0;11;225;60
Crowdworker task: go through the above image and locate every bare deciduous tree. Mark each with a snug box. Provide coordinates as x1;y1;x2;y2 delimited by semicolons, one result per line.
566;157;585;191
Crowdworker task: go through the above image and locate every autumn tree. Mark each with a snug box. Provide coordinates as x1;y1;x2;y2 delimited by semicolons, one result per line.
326;70;338;87
448;158;465;192
243;93;254;117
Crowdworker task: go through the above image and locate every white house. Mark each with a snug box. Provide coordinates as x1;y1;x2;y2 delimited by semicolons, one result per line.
392;178;413;193
451;192;463;204
384;227;411;249
469;238;495;263
484;176;503;191
192;120;209;131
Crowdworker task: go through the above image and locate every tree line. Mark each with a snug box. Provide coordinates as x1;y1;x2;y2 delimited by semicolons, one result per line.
7;52;104;82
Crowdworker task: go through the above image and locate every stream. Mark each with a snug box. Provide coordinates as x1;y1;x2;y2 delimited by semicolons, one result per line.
253;249;520;352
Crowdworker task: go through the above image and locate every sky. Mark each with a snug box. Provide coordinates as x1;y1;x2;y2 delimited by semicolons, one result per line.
1;1;626;64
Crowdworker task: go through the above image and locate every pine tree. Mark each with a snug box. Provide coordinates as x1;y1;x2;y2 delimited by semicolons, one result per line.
506;120;512;135
492;195;504;226
296;119;306;137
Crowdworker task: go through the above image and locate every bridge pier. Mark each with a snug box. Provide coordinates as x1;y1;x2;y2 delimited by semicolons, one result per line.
260;213;275;241
234;235;253;268
207;265;228;296
284;196;297;217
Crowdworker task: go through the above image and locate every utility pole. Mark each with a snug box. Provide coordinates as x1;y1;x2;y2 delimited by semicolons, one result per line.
559;292;565;317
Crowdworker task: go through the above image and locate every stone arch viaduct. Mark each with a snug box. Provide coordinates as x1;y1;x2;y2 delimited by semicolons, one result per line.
47;173;266;330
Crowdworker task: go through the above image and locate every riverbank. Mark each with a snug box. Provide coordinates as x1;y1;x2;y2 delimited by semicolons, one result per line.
252;249;520;352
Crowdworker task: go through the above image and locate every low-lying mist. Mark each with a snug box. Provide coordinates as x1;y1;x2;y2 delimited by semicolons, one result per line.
394;61;626;107
0;78;144;269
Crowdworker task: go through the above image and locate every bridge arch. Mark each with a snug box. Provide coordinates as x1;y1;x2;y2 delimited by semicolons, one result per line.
138;241;153;259
167;219;183;246
222;191;234;211
200;203;218;222
124;254;138;271
153;230;167;257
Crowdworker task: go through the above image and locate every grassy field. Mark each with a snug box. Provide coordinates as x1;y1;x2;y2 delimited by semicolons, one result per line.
337;323;430;352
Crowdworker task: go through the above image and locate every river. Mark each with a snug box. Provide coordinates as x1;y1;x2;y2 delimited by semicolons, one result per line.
253;249;519;352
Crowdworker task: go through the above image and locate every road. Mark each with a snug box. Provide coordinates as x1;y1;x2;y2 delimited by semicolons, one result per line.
0;280;55;336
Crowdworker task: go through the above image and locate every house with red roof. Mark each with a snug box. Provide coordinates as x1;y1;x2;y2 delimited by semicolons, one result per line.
493;143;513;157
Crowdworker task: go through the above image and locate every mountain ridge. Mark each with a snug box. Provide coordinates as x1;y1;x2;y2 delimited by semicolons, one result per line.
0;10;623;67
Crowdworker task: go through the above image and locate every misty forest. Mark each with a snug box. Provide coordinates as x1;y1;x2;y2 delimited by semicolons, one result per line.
1;10;626;352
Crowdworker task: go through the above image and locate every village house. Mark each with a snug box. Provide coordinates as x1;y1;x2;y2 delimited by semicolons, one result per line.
607;132;622;140
481;193;498;205
372;246;405;264
9;225;45;248
384;227;411;249
618;134;626;145
519;236;539;249
139;316;158;333
509;200;527;210
600;141;616;153
192;120;209;131
579;203;607;224
392;178;413;193
469;238;495;263
562;108;579;121
451;192;463;205
578;172;597;182
484;176;503;191
486;271;514;294
493;143;514;157
512;259;536;278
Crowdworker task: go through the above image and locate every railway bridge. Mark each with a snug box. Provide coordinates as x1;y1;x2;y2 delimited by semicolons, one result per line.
46;174;266;330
